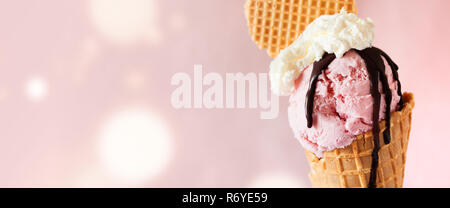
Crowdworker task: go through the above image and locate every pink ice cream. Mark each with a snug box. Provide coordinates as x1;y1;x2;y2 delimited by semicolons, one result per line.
288;50;401;158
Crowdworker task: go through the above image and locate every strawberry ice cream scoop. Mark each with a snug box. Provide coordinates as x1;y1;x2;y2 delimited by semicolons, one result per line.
287;50;401;158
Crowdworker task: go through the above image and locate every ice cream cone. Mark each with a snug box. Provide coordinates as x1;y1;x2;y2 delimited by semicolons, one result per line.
305;93;415;188
244;0;357;57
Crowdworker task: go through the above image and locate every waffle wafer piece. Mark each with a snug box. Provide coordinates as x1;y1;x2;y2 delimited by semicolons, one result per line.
245;0;357;57
305;93;415;188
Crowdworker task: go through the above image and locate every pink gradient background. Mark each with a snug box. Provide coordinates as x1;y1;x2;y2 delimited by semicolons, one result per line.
0;0;448;188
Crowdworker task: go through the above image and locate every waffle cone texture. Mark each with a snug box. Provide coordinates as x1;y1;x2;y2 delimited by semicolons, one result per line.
245;0;357;57
305;93;415;188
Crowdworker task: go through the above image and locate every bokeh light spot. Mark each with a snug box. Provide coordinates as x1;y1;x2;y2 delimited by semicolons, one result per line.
26;77;48;102
89;0;161;45
99;108;173;184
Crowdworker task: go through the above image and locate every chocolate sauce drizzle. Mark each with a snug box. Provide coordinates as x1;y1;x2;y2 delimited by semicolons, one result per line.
305;47;402;188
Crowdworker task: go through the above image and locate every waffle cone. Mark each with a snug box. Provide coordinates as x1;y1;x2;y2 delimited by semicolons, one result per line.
245;0;357;57
305;93;415;188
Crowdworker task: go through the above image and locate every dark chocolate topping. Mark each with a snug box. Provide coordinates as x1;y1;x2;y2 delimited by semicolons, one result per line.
306;53;336;128
378;48;403;109
305;47;402;188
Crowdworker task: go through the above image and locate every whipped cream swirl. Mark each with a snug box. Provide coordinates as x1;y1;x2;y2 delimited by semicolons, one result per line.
269;10;375;96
